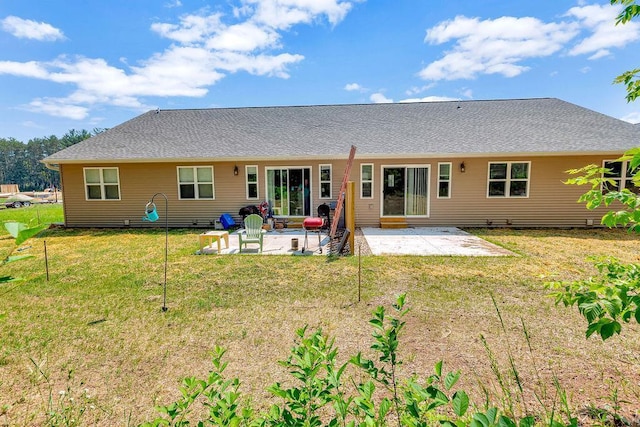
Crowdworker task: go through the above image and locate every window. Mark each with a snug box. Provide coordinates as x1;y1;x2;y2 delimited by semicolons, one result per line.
246;165;258;199
487;161;530;197
603;160;639;193
361;164;373;198
177;166;214;199
437;162;451;198
319;164;332;199
84;167;120;200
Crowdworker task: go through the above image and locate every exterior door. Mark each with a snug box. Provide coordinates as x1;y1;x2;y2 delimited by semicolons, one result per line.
382;166;430;217
383;167;405;216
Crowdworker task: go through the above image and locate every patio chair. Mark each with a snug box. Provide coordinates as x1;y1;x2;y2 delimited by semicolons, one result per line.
238;214;266;253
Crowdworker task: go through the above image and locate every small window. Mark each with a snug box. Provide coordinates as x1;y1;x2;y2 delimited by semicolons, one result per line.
84;167;120;200
437;162;451;198
177;166;214;199
246;165;258;199
319;164;332;199
361;164;373;199
487;161;530;198
603;160;639;193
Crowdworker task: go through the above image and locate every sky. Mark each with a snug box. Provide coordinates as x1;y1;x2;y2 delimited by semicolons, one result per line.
1;0;639;142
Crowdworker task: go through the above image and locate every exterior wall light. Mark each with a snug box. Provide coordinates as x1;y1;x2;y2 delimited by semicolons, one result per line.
460;162;466;173
234;165;239;175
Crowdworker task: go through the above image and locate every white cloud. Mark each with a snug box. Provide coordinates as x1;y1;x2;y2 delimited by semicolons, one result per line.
27;98;89;120
419;15;579;81
621;111;640;124
419;3;640;83
400;96;459;103
370;93;393;103
248;0;353;29
345;82;367;92
165;0;182;8
405;84;435;96
567;4;640;58
580;66;591;73
459;88;473;99
1;0;354;120
1;16;64;41
151;13;224;44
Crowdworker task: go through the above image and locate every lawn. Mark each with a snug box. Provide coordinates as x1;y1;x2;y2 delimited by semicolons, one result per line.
0;206;638;425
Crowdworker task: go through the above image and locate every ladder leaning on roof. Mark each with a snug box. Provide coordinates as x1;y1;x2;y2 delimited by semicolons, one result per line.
329;145;356;246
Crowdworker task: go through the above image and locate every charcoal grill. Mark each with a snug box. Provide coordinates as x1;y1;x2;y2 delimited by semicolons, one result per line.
302;217;324;253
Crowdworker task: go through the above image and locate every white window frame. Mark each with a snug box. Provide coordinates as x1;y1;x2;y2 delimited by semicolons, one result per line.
246;165;259;200
487;161;531;198
437;162;452;199
83;167;121;201
177;166;215;200
319;164;332;199
360;163;374;199
602;159;638;193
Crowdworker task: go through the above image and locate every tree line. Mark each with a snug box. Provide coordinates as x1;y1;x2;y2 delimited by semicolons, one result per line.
0;129;98;192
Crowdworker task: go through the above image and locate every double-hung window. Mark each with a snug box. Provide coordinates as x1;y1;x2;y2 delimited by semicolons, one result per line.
437;163;451;198
177;166;214;199
361;164;373;198
84;167;120;200
246;165;258;199
319;164;332;199
603;160;639;193
488;161;530;197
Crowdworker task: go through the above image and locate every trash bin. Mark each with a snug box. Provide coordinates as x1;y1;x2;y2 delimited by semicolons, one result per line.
291;238;299;251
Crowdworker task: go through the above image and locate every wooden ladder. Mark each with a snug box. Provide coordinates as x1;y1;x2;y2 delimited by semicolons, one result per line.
329;145;357;241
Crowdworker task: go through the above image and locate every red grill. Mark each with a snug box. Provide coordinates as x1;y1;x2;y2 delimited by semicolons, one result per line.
302;217;325;253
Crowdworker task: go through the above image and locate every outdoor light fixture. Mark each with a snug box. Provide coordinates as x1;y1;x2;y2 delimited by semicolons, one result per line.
143;192;169;312
233;165;239;175
460;162;466;173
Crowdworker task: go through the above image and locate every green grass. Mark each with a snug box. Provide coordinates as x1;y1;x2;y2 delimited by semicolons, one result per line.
0;203;64;229
0;225;639;425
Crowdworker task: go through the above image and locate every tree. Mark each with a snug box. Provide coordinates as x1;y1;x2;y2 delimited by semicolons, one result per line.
546;2;640;341
612;0;640;101
0;128;99;190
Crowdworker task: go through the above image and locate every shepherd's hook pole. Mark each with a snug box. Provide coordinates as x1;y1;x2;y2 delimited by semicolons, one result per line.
149;192;169;312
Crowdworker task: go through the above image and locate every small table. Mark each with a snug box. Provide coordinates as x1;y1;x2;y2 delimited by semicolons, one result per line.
198;231;230;254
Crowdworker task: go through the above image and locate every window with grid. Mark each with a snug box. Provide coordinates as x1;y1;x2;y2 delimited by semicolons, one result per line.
319;164;332;199
177;166;214;199
437;162;451;198
84;167;120;200
602;160;639;193
487;162;530;197
361;164;373;198
246;165;258;199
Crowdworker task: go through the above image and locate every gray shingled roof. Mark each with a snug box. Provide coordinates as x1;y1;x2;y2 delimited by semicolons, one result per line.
43;98;640;164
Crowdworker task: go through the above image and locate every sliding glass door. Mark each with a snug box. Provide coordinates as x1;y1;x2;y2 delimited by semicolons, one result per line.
266;167;311;216
382;166;429;216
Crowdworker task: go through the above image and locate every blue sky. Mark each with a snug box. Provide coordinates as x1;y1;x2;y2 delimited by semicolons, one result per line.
1;0;639;142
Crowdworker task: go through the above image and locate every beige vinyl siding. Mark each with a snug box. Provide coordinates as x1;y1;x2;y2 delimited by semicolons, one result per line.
61;160;348;228
351;155;609;228
61;155;613;229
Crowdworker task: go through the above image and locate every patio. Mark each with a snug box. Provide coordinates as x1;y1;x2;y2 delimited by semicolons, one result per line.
197;227;513;256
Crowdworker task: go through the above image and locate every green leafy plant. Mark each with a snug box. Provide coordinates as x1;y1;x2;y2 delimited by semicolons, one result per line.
611;0;640;102
140;346;253;427
142;295;576;427
547;258;640;340
1;221;48;283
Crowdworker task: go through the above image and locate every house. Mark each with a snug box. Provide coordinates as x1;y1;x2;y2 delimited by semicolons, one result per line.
42;98;640;229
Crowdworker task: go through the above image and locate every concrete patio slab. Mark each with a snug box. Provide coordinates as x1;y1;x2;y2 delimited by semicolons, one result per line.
360;227;513;256
198;229;330;256
196;227;512;256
